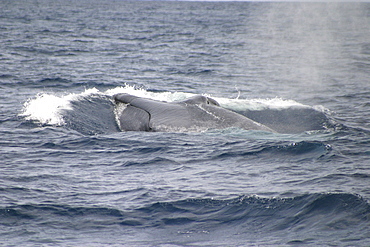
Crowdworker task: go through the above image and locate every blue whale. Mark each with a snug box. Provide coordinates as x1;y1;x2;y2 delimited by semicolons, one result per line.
113;93;275;133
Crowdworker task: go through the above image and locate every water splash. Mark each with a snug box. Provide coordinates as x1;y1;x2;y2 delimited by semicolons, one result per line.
20;88;100;126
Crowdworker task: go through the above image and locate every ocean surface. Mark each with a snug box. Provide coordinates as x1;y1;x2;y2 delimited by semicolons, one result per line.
1;0;370;246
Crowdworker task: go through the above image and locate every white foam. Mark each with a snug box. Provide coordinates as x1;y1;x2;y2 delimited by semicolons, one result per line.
215;97;307;111
105;84;194;102
21;93;70;126
20;88;101;126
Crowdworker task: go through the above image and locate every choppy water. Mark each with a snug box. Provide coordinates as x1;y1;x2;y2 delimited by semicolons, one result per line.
1;1;370;246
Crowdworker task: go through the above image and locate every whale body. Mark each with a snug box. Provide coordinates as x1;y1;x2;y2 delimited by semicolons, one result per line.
113;93;275;133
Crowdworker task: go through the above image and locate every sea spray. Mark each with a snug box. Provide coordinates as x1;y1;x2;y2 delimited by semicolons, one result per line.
20;88;101;126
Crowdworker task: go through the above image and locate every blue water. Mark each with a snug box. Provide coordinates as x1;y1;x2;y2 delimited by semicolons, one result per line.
1;1;370;246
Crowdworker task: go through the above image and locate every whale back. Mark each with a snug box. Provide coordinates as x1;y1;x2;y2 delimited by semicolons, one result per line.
114;93;275;132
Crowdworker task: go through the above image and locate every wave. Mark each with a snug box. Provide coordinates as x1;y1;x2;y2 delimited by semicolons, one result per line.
213;141;332;163
1;193;369;245
20;85;337;135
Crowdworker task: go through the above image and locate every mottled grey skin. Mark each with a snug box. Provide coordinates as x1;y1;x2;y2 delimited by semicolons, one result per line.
114;93;275;133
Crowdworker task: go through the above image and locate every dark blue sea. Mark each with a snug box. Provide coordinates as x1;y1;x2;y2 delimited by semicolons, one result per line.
1;0;370;246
